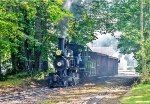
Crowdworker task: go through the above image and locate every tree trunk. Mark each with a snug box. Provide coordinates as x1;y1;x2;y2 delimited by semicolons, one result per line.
42;61;48;72
140;0;148;81
17;46;26;71
42;48;48;72
20;7;34;73
0;52;2;79
34;8;42;71
24;40;33;73
41;9;49;72
11;52;18;74
34;48;41;71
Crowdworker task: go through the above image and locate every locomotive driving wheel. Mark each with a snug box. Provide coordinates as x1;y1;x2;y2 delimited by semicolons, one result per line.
63;80;68;87
48;74;54;88
72;79;77;86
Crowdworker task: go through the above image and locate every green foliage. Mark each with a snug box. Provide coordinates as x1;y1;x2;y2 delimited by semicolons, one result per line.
47;67;55;74
112;0;150;73
32;67;55;80
0;71;30;88
0;0;22;55
118;30;141;54
15;71;29;78
68;2;97;45
33;72;45;80
0;0;73;78
121;82;150;104
91;0;118;33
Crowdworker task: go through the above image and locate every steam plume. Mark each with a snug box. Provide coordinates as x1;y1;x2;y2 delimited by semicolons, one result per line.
88;32;137;71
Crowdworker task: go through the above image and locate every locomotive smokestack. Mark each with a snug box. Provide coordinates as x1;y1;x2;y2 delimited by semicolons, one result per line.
58;37;65;52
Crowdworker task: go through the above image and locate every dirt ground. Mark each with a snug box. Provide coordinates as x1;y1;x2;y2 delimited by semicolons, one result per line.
0;75;139;104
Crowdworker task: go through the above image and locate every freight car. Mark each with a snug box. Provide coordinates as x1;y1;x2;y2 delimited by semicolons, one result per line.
87;52;118;76
48;37;119;88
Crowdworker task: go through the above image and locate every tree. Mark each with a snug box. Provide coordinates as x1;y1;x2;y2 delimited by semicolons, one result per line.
68;0;116;45
82;0;150;78
68;3;96;45
33;0;72;71
111;0;150;77
0;0;23;75
0;0;73;78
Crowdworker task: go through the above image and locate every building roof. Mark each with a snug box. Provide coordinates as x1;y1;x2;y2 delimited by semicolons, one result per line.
90;47;116;56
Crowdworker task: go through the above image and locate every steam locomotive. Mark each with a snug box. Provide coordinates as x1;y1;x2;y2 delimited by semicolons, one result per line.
48;37;90;87
48;37;119;88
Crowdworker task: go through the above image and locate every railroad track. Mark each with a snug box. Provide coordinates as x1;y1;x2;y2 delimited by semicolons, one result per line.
0;75;139;104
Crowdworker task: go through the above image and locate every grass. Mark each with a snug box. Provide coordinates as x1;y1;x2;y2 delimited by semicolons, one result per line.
121;83;150;104
0;72;31;89
0;71;51;89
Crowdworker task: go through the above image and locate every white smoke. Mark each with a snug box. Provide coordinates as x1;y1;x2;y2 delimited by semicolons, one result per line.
58;0;84;37
87;32;138;71
118;55;128;70
63;0;74;10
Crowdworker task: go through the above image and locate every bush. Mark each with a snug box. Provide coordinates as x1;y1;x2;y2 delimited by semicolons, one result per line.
33;71;47;80
15;71;29;78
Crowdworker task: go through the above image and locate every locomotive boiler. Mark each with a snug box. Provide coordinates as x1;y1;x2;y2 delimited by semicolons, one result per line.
48;37;85;87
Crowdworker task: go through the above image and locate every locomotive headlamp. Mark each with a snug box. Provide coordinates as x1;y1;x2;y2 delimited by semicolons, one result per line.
57;62;62;67
56;50;62;56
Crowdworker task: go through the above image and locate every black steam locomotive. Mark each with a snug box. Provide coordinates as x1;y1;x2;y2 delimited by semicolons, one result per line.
48;37;119;88
48;37;89;87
